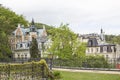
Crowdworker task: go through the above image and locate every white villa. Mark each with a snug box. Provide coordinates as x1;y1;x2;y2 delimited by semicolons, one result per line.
9;19;51;62
79;29;120;63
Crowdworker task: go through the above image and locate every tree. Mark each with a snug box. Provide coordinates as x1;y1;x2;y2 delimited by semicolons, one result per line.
30;38;39;58
0;30;12;61
48;24;86;59
0;5;28;61
105;35;120;44
0;5;28;34
85;55;109;68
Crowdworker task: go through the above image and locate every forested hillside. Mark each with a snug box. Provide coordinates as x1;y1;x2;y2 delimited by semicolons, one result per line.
0;5;28;61
105;35;120;44
0;5;28;34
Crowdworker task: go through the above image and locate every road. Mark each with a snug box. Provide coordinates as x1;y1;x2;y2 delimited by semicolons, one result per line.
53;68;120;74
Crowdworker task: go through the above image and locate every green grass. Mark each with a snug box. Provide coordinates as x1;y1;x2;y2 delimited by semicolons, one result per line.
59;71;120;80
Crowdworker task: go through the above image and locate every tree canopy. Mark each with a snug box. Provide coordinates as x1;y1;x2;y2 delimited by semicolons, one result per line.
105;35;120;44
48;24;86;59
0;5;28;61
0;30;12;61
0;5;28;34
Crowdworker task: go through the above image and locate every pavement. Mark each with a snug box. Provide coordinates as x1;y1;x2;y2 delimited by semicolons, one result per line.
53;68;120;74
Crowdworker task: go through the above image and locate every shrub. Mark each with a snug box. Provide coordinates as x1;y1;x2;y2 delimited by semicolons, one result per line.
48;71;62;80
53;71;62;79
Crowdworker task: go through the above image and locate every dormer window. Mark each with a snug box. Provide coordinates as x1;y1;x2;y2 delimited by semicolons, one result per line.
88;40;92;46
32;28;35;32
26;32;29;35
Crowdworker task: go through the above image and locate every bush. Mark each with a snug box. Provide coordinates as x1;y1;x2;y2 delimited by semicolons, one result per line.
53;55;109;68
53;71;62;79
53;57;84;67
48;71;62;80
85;55;109;68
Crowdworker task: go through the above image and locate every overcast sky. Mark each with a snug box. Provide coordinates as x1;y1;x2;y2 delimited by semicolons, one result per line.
1;0;120;35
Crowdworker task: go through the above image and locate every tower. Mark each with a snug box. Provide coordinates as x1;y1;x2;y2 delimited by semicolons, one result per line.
100;28;105;42
30;19;36;32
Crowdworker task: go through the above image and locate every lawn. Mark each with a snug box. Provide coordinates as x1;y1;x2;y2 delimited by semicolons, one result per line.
58;71;120;80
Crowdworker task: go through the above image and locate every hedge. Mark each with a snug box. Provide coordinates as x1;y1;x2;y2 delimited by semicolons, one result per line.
0;59;50;80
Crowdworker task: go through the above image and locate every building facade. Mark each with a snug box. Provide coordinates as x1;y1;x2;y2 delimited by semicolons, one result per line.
10;20;50;62
79;29;120;63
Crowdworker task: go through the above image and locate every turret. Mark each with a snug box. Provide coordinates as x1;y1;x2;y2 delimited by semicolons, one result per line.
100;28;105;42
30;19;37;32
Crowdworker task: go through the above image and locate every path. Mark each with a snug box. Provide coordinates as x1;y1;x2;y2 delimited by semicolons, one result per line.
53;68;120;74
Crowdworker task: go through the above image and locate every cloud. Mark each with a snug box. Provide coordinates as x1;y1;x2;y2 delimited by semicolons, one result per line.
1;0;120;34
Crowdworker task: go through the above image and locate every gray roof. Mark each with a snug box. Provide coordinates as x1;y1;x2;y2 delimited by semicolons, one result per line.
87;38;115;47
12;26;44;36
87;38;98;47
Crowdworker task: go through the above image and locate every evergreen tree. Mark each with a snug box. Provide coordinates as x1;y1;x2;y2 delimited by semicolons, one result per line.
30;38;39;58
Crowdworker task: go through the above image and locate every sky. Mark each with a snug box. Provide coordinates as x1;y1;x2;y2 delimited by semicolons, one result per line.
1;0;120;35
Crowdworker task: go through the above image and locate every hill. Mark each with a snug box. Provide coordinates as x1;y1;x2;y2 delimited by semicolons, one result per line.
0;5;53;61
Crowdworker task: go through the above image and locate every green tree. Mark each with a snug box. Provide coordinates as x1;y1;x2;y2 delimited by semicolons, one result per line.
30;38;39;58
105;35;120;44
73;39;86;57
0;30;12;61
85;55;109;68
48;24;86;59
0;5;28;61
0;5;28;34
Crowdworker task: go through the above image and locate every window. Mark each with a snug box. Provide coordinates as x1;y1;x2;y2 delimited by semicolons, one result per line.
103;46;107;52
20;44;22;47
21;55;24;58
16;44;18;48
32;28;35;31
96;48;99;52
25;54;27;59
18;54;20;58
26;32;29;35
91;48;93;53
88;40;92;46
27;43;29;47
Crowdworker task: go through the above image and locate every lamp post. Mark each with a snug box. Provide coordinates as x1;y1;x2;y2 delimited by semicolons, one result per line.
48;53;53;70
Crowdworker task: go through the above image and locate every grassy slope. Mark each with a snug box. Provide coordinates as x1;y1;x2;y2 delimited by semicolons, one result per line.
60;71;120;80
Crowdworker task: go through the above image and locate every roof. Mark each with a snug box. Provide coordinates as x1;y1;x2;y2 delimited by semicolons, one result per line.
87;38;98;47
87;38;115;47
12;26;44;37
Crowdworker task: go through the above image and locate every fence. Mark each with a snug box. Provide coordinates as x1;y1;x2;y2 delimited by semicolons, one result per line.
0;60;49;80
53;58;120;69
